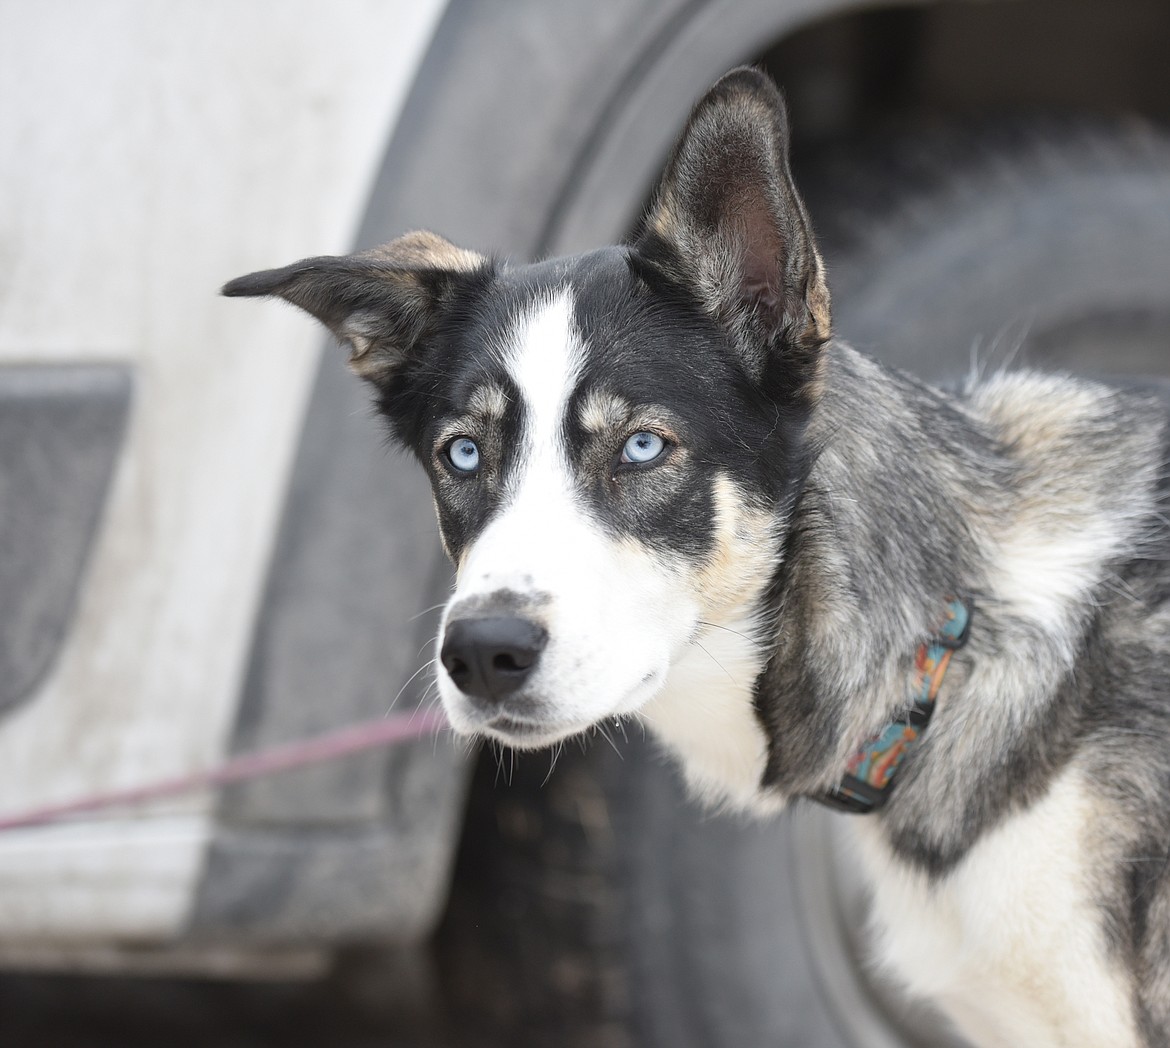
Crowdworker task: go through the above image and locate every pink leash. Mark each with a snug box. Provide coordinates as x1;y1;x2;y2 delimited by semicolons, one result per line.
0;708;448;833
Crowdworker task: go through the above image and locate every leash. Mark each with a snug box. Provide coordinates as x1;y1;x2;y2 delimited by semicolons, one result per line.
0;708;447;833
818;598;972;814
0;601;971;829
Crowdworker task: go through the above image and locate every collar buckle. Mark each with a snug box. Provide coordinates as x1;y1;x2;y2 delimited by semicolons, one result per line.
820;777;888;814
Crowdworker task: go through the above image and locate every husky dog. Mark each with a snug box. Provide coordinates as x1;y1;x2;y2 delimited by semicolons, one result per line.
225;68;1170;1047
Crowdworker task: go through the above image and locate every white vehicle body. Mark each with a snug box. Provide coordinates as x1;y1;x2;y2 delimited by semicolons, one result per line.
0;0;446;969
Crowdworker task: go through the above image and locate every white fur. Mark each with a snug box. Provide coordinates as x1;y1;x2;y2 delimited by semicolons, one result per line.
975;372;1155;645
640;616;777;813
500;288;585;451
991;521;1117;633
854;765;1140;1047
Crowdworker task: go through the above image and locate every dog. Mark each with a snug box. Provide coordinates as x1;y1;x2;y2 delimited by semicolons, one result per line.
224;67;1170;1047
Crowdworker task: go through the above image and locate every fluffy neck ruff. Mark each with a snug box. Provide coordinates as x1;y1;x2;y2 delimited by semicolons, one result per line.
753;345;1008;800
674;342;1165;868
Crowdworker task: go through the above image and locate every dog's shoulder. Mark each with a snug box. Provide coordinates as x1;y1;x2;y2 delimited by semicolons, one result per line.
966;368;1167;480
963;369;1169;627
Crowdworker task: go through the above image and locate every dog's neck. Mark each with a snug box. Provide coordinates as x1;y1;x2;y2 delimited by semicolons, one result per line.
752;344;1006;799
649;341;1167;865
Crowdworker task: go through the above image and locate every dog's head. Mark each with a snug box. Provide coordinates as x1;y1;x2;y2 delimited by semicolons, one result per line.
225;68;830;749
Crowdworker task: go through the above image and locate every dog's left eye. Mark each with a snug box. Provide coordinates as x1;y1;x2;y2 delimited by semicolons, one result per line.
446;437;480;473
620;431;666;465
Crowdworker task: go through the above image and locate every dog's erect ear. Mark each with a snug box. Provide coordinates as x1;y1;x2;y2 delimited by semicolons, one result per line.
222;231;489;383
635;68;830;384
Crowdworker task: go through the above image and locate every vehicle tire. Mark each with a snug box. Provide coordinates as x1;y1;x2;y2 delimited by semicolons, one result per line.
806;118;1170;383
433;121;1170;1048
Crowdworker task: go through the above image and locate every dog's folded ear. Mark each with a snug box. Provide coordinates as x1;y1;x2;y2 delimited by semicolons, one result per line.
222;231;490;383
634;67;830;389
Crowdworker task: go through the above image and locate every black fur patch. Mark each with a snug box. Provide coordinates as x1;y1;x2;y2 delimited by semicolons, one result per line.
371;246;814;566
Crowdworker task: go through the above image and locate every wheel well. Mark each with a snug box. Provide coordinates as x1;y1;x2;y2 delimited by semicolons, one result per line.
541;0;1170;258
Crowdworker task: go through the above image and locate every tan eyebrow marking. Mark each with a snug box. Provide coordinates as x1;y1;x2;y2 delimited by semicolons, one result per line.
469;383;509;420
579;389;632;433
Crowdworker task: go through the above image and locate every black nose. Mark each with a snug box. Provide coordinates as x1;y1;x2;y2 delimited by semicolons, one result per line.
440;616;548;705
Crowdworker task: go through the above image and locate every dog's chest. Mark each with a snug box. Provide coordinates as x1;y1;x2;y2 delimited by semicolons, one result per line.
640;617;777;812
852;766;1139;1048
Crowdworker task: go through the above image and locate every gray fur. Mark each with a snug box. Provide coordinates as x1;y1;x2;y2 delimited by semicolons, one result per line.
767;347;1170;1041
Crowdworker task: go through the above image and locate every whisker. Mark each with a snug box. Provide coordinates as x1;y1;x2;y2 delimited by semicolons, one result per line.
698;620;760;646
541;741;564;787
491;740;506;785
694;640;737;685
594;724;623;760
387;658;439;716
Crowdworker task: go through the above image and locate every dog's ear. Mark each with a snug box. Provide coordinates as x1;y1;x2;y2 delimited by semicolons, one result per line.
222;231;489;383
635;68;830;388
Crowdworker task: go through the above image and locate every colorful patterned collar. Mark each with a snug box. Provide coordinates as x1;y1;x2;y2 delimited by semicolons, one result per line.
817;599;972;815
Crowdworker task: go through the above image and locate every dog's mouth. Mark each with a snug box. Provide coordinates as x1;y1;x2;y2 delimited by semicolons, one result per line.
483;713;547;737
475;711;588;749
458;670;668;751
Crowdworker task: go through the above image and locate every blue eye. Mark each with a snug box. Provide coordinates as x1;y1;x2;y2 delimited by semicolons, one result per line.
620;431;666;465
447;437;480;473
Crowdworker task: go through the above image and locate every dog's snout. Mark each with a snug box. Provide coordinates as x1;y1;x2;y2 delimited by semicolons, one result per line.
441;616;548;704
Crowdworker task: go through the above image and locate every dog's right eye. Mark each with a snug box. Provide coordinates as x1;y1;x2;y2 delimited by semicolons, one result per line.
620;431;666;465
446;437;480;473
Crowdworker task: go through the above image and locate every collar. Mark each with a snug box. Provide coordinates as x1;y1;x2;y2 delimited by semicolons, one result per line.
817;598;972;815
